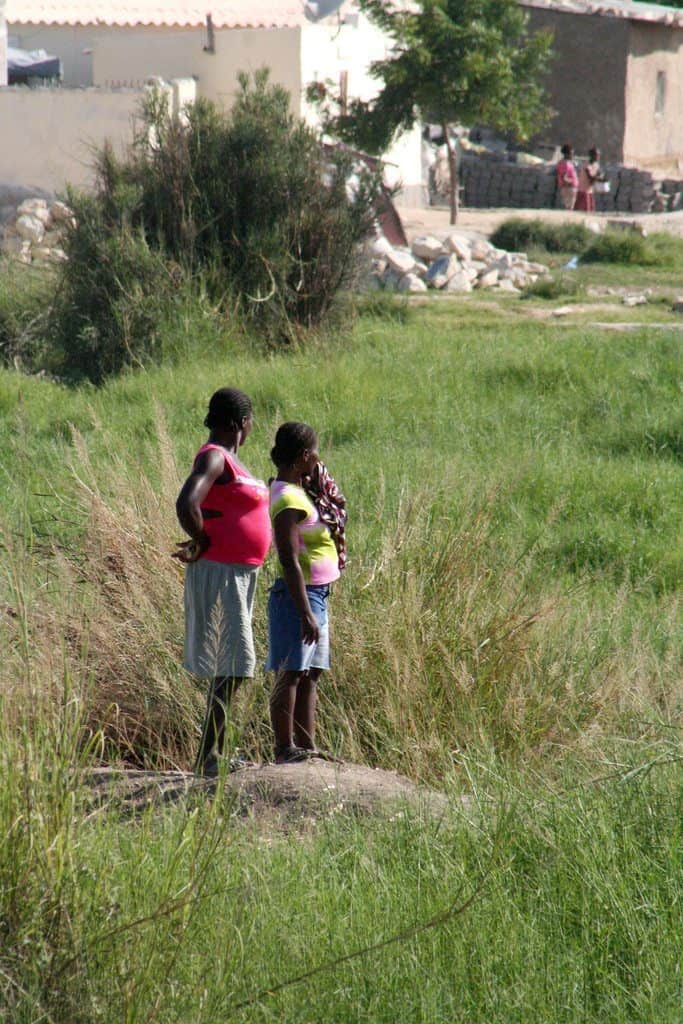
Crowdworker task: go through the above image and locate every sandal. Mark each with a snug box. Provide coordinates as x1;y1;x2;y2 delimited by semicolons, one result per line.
274;745;312;764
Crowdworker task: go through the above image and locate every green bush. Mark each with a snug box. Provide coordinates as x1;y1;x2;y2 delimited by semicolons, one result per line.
0;263;52;371
491;218;592;254
582;231;660;266
47;70;382;381
522;274;583;300
48;200;175;383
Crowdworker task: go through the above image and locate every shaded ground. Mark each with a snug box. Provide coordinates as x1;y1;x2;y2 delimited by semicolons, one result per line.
85;761;451;826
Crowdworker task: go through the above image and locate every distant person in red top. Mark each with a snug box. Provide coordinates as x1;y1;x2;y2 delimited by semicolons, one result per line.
556;143;579;210
576;147;603;212
174;388;271;776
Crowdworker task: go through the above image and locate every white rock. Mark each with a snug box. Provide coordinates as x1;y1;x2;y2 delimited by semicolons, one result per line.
462;264;479;282
15;214;45;244
493;252;514;270
31;246;53;261
386;249;416;276
470;260;487;273
411;234;444;261
471;239;492;261
527;262;550;275
17;198;48;218
551;306;573;318
19;241;32;265
585;219;602;235
426;254;460;289
50;200;74;224
370;235;393;258
413;258;429;279
398;272;427;293
496;278;520;293
476;268;499;289
622;294;647;307
445;232;472;261
445;271;473;293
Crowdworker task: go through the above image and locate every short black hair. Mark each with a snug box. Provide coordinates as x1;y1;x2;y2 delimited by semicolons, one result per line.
270;422;317;468
561;143;573;158
204;388;252;431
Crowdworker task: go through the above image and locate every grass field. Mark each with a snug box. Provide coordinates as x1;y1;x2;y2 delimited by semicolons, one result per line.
1;274;681;1021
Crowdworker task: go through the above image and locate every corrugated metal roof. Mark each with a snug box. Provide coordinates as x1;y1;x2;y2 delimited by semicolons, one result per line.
521;0;683;29
4;1;315;28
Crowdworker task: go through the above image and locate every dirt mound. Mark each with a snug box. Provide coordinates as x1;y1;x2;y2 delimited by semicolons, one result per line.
86;761;451;825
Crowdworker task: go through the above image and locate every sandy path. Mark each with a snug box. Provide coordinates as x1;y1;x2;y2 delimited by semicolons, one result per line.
397;205;683;241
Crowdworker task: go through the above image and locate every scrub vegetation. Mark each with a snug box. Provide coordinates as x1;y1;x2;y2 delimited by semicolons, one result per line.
0;268;681;1020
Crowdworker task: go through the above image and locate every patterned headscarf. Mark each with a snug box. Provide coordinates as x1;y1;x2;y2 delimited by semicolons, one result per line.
303;462;348;572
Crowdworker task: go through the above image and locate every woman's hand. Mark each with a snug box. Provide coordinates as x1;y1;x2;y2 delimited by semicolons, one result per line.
172;535;209;563
301;609;320;646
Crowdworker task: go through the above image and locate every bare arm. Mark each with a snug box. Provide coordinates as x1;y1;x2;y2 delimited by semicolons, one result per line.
173;449;226;563
274;508;320;645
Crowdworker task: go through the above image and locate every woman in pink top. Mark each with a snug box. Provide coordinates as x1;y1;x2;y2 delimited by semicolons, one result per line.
556;143;578;210
174;388;271;776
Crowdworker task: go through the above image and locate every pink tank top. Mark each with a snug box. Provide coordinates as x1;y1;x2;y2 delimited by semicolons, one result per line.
196;444;271;566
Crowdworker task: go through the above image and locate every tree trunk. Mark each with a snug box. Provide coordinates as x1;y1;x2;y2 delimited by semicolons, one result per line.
442;121;458;225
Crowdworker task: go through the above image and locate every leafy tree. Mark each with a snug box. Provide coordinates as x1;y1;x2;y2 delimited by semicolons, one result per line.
310;0;553;223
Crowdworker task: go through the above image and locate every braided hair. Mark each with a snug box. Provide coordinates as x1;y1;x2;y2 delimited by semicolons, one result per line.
204;388;252;431
270;421;317;468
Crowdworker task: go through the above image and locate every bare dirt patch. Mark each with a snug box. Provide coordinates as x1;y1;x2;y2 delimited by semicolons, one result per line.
86;762;450;826
397;205;683;242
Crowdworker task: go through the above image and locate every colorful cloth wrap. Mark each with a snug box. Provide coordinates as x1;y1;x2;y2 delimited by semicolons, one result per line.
303;461;348;572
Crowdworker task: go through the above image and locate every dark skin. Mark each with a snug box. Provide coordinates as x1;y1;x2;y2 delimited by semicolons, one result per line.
269;444;324;762
174;415;253;773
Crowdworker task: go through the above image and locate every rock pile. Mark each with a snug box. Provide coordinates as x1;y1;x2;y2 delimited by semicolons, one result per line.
367;231;550;295
1;197;74;265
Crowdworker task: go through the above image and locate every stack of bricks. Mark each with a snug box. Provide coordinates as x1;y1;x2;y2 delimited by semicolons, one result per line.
459;155;556;209
657;179;683;212
446;155;681;214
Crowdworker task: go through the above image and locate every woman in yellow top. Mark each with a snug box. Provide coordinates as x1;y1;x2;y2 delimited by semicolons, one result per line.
265;421;346;764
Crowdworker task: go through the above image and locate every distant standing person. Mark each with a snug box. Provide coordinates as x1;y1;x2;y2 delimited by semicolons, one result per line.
576;147;602;212
174;388;271;776
266;422;347;764
556;143;578;210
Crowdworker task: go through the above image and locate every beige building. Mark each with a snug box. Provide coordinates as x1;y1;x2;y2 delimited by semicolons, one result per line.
0;0;7;86
3;0;423;200
523;0;683;169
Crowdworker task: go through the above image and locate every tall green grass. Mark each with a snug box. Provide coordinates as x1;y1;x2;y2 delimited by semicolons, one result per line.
1;297;681;1022
2;704;681;1022
1;307;680;773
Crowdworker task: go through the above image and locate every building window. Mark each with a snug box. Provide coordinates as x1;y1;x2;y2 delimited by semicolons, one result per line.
655;71;666;115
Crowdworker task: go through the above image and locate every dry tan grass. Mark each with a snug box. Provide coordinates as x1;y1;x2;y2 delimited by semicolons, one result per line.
0;424;679;779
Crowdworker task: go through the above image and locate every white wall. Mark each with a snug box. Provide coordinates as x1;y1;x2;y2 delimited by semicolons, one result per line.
0;87;142;191
92;25;302;110
300;14;424;205
8;23;303;108
0;0;7;88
